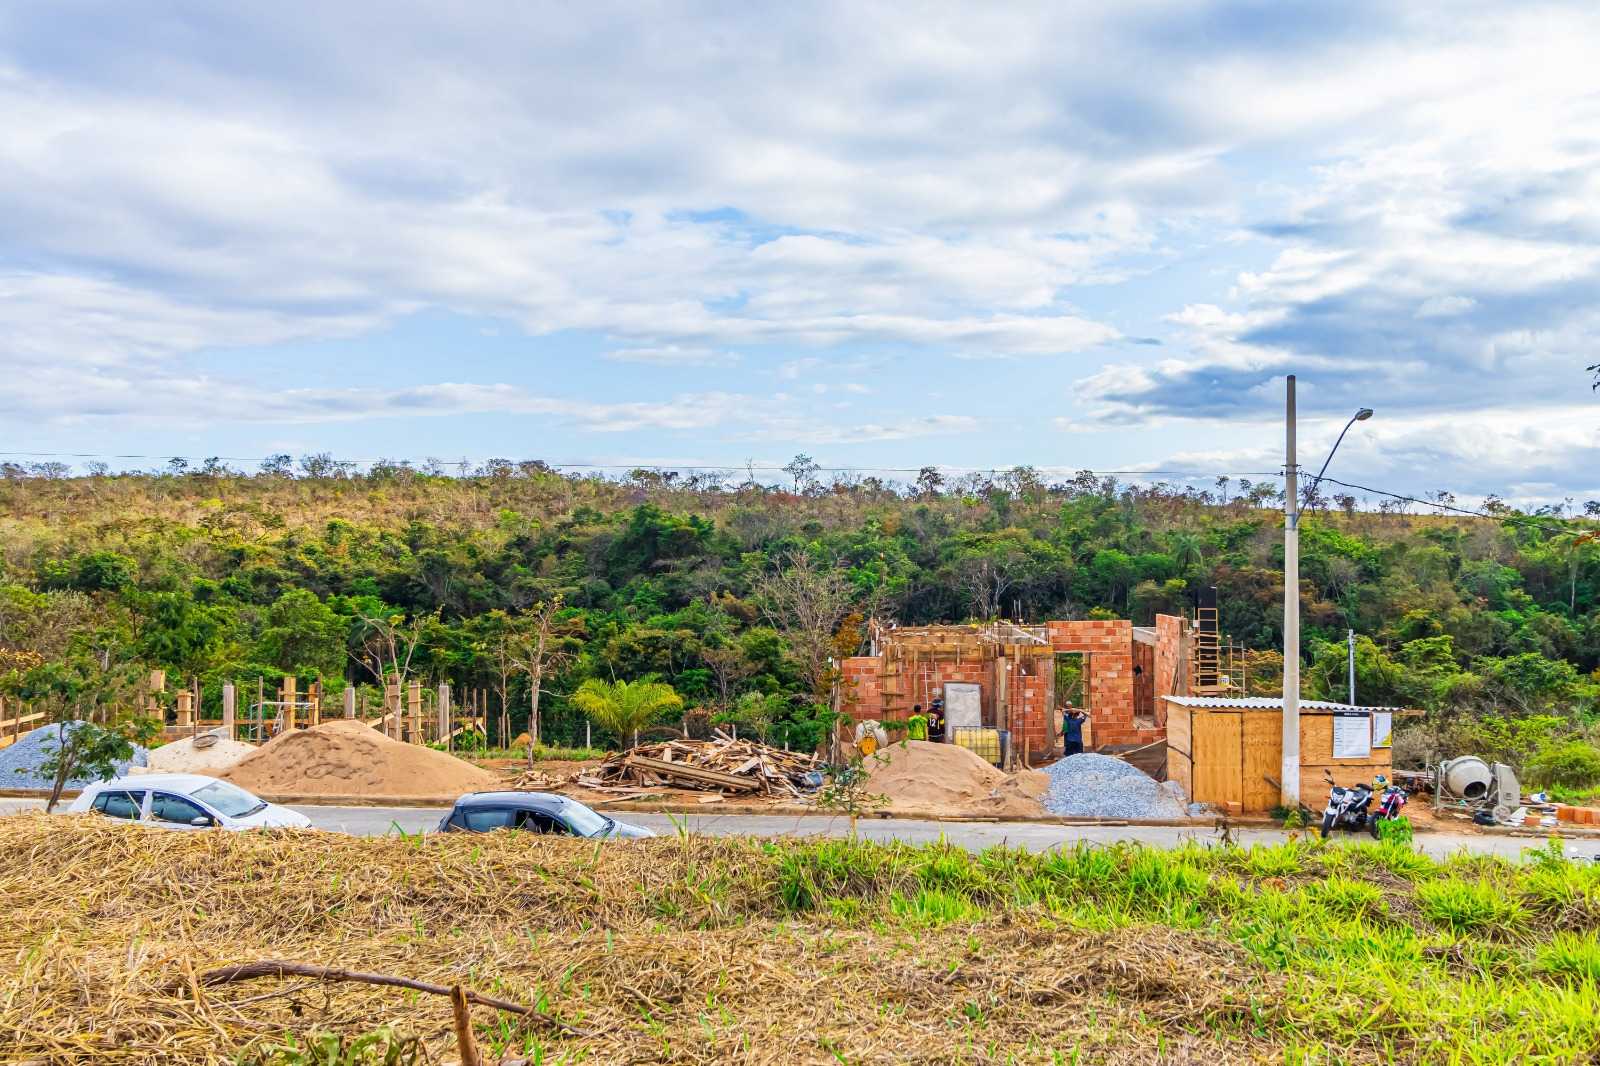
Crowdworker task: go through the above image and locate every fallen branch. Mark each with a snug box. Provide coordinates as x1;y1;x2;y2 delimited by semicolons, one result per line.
182;960;594;1038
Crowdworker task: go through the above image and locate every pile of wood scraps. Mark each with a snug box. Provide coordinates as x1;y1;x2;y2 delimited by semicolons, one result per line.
505;767;569;790
576;735;823;797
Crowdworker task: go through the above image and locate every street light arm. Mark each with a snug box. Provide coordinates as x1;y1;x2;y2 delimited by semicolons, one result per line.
1304;408;1373;505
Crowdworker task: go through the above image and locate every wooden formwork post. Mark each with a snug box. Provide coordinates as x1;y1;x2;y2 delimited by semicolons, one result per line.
344;685;356;719
282;676;298;732
309;680;321;727
175;689;193;730
438;683;451;750
148;669;167;722
385;682;401;739
222;683;236;739
407;680;423;743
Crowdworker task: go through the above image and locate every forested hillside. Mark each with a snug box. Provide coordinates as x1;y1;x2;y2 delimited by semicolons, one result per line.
3;463;1598;780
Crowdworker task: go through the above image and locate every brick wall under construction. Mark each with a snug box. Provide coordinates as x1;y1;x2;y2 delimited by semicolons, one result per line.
842;615;1186;762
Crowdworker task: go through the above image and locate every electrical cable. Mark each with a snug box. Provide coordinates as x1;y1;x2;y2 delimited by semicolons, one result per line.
0;449;1283;479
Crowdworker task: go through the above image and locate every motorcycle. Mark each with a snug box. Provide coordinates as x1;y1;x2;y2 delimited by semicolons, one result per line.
1320;773;1407;838
1372;780;1408;831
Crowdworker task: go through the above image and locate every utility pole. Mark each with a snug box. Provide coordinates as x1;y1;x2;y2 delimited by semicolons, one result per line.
1281;375;1300;808
1347;629;1356;705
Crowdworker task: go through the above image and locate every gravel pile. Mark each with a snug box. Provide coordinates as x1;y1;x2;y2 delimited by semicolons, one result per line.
1043;752;1191;820
0;723;150;791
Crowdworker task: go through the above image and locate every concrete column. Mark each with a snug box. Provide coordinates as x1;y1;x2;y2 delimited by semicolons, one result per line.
282;676;298;732
175;689;193;729
309;681;321;727
222;683;236;738
437;683;451;746
344;685;356;719
385;682;401;739
407;680;422;743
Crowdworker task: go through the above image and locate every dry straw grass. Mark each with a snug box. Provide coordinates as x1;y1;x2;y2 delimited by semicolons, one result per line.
0;815;1294;1065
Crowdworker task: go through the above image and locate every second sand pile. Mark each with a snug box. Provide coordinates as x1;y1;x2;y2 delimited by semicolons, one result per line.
141;732;257;775
864;740;1047;817
222;719;499;800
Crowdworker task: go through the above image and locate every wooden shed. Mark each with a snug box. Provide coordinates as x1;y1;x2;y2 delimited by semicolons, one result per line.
1162;696;1414;813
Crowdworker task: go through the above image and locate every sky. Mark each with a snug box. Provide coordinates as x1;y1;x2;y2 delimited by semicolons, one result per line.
2;1;1598;504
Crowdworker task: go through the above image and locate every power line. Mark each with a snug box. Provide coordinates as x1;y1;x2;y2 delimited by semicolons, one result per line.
0;450;1284;478
1315;475;1589;535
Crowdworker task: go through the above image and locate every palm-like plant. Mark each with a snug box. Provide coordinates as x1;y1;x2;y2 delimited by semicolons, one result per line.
1168;531;1205;572
571;678;684;749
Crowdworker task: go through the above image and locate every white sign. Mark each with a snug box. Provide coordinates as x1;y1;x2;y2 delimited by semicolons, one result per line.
943;683;982;731
1371;711;1393;749
1332;712;1372;759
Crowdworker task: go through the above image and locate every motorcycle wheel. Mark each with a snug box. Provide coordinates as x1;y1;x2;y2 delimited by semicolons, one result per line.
1320;813;1336;838
1368;815;1383;839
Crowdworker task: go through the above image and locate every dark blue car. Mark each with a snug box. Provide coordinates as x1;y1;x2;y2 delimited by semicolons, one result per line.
437;791;655;839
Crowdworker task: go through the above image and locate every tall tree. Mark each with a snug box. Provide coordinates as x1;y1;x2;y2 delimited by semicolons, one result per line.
508;596;580;765
751;552;858;701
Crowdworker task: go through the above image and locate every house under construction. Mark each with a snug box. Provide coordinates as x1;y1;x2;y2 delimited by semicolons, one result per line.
841;611;1233;768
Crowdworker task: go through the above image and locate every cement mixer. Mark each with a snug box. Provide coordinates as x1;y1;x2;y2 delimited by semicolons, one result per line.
1437;756;1521;823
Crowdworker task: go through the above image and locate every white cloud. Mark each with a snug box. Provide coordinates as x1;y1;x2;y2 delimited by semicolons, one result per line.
2;2;1600;495
602;345;741;367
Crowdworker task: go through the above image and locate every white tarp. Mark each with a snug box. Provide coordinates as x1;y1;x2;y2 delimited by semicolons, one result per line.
943;682;982;731
1332;712;1372;759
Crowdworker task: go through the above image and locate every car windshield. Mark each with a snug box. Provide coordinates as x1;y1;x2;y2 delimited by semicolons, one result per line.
559;800;611;837
190;781;267;818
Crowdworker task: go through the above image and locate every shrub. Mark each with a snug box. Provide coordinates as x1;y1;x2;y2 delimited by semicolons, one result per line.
1375;815;1414;845
1417;879;1526;935
1525;740;1600;791
1535;933;1600;984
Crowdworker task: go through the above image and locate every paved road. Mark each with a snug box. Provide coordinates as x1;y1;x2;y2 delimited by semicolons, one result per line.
4;796;1595;860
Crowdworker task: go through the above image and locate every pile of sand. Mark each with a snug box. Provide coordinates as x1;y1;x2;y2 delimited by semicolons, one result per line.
864;740;1047;817
140;732;258;775
221;719;499;800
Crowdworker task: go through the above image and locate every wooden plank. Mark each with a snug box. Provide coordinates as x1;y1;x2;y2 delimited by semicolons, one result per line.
1192;711;1242;807
1241;711;1281;813
1168;746;1192;800
624;755;761;792
1166;705;1192;758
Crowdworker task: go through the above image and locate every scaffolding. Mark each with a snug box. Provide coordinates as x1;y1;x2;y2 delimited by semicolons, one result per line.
1190;587;1248;697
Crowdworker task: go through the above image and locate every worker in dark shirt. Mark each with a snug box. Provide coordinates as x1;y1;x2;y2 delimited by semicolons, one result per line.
1063;707;1087;756
927;697;946;742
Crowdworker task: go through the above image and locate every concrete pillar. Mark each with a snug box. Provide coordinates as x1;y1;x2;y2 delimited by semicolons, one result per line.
385;682;401;739
175;689;193;729
407;680;422;743
344;685;356;719
222;683;236;739
438;683;451;747
308;680;321;727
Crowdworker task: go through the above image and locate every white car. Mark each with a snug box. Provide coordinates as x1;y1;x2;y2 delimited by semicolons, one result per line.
68;773;312;830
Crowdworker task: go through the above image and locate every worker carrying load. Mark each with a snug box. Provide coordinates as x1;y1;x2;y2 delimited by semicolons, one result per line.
1062;706;1088;757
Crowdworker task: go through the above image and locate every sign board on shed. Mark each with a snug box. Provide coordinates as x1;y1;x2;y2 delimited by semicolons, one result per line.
943;682;982;731
1331;712;1372;759
1371;711;1393;748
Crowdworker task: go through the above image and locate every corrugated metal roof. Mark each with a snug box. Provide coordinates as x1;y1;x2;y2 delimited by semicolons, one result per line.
1160;695;1412;712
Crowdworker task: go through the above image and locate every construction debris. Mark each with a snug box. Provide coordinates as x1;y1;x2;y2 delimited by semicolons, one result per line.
576;735;822;797
507;767;569;790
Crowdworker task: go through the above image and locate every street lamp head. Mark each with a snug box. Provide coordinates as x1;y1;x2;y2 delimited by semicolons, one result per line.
1354;408;1374;421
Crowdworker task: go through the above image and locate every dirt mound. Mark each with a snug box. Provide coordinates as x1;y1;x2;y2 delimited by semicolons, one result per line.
220;719;498;799
865;740;1047;817
141;733;257;775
